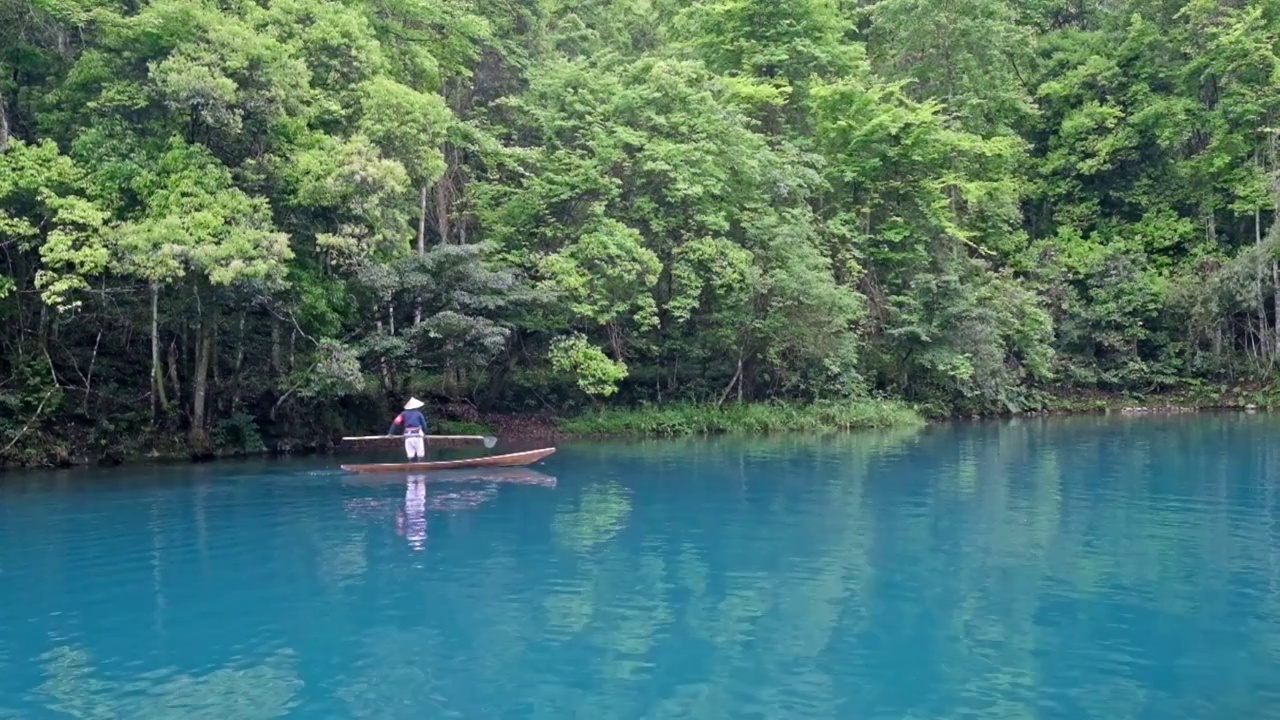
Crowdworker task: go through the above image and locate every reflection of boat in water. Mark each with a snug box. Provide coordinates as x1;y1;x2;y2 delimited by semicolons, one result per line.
396;475;509;551
342;468;557;488
343;485;502;519
344;469;556;551
340;447;555;473
425;467;557;486
425;484;500;512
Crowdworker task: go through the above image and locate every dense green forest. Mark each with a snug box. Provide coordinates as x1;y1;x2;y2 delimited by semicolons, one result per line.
3;0;1280;463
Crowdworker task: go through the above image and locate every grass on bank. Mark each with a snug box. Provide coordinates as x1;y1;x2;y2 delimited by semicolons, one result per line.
559;400;923;437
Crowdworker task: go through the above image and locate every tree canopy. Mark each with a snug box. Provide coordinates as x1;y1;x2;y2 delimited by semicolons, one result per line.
4;0;1280;460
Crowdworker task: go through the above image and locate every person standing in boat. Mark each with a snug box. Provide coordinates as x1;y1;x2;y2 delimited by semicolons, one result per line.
387;397;428;460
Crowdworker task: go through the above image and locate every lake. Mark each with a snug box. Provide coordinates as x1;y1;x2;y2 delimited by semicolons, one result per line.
1;416;1279;719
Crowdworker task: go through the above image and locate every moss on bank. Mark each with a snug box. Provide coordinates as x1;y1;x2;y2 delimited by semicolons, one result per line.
557;400;924;437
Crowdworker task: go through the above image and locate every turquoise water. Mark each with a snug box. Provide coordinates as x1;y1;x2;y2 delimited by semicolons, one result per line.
2;416;1279;719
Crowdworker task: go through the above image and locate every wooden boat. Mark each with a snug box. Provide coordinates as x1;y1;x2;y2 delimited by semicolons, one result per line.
340;447;556;474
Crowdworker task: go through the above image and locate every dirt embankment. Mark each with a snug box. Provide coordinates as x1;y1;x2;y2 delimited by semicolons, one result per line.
475;413;572;440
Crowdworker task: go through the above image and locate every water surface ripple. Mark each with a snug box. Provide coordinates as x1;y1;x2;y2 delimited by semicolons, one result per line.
2;416;1280;718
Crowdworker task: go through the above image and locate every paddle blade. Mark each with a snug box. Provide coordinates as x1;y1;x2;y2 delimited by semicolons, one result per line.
483;436;498;449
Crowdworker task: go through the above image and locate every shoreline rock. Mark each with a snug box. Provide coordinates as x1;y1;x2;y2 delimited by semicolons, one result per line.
1117;405;1197;416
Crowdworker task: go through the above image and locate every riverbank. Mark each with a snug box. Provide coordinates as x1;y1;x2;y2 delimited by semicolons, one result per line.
1033;385;1280;416
2;388;1273;471
535;385;1278;439
554;400;923;437
0;399;922;469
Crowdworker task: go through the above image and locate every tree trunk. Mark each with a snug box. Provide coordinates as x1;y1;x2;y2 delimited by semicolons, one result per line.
376;319;390;392
1247;318;1259;368
607;322;623;361
417;184;428;255
37;302;47;354
454;146;468;245
1273;259;1279;363
191;322;213;447
233;312;246;409
0;89;9;151
415;185;427;325
435;177;450;244
83;328;102;412
210;321;220;386
1258;272;1268;366
166;339;181;409
1270;134;1280;363
151;283;169;416
738;359;745;402
270;320;282;377
717;354;743;407
1257;209;1269;366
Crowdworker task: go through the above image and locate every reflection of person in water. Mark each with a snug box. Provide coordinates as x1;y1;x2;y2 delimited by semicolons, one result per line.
389;472;553;551
394;475;428;551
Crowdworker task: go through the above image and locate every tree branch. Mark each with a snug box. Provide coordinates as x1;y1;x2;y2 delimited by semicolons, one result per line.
1;388;56;456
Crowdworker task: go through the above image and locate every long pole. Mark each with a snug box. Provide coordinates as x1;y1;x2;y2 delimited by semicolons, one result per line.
342;434;498;449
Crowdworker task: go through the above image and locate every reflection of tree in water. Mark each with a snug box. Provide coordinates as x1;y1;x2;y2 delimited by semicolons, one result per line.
35;645;302;719
511;420;1280;718
336;627;455;720
664;431;910;718
318;526;370;589
543;480;639;659
551;481;632;552
912;417;1280;719
517;430;923;719
38;419;1269;719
